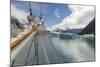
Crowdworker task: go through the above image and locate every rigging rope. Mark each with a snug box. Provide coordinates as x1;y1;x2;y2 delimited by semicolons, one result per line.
29;2;32;16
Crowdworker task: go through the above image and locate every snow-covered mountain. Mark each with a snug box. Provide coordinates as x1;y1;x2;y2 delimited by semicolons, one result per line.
11;4;31;38
11;16;25;37
52;27;83;34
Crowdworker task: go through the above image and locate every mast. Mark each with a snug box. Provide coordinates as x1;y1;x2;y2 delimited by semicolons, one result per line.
29;2;32;16
27;2;36;28
39;3;44;24
39;3;43;17
38;3;46;31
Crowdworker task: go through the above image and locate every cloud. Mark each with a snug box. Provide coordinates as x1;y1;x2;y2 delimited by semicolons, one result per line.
49;5;95;31
54;9;60;18
11;4;29;24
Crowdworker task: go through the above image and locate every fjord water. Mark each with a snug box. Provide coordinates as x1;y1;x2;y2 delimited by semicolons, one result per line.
12;32;95;66
49;33;95;63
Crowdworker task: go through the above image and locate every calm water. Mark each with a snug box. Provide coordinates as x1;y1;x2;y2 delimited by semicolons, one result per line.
12;32;95;66
49;33;95;63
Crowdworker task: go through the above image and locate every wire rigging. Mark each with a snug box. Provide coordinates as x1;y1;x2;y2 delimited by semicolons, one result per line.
29;2;32;16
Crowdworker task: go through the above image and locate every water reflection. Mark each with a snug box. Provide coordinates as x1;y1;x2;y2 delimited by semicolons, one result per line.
49;33;95;63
